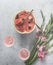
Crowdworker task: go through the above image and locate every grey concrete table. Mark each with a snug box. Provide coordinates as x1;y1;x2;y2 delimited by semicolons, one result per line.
0;0;53;65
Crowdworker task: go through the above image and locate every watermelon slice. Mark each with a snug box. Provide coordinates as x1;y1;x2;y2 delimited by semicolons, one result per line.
14;10;35;34
4;36;14;47
18;48;30;60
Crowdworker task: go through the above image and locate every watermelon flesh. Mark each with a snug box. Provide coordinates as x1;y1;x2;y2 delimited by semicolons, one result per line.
18;48;30;60
14;11;35;33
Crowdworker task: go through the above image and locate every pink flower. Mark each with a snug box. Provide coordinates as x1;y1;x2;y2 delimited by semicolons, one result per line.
37;45;40;49
35;29;47;42
37;45;45;52
35;29;42;38
37;29;41;32
44;51;48;55
41;36;47;42
39;36;42;39
35;33;40;38
39;36;47;42
38;50;48;60
37;45;48;60
38;51;45;60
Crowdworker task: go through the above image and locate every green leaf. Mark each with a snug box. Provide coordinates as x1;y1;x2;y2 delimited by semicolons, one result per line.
35;23;42;31
40;10;45;22
40;10;45;30
50;14;53;24
25;39;40;64
25;40;43;65
45;14;53;36
25;38;38;63
25;13;53;65
47;43;53;49
50;51;53;53
25;51;38;65
28;51;38;65
45;34;53;45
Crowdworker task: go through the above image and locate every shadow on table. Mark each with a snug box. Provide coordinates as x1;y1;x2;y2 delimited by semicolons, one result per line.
14;29;36;50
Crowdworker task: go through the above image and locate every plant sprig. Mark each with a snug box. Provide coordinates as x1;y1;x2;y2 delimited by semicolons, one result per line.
25;11;53;65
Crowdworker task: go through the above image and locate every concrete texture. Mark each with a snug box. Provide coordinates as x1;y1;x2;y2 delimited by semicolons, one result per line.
0;0;53;65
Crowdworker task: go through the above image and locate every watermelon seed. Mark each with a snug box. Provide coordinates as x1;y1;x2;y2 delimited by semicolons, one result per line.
15;14;19;19
28;18;33;23
28;26;31;29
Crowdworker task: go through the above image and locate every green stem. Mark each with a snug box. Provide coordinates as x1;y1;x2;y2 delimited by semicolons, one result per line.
25;40;43;65
25;39;39;63
46;43;53;50
25;51;38;65
28;51;38;65
25;38;38;63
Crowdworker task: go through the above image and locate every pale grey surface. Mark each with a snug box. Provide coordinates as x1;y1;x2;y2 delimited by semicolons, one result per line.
0;0;53;65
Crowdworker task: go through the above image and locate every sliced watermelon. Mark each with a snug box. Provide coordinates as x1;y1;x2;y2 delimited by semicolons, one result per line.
4;36;14;47
14;10;35;33
18;48;30;60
